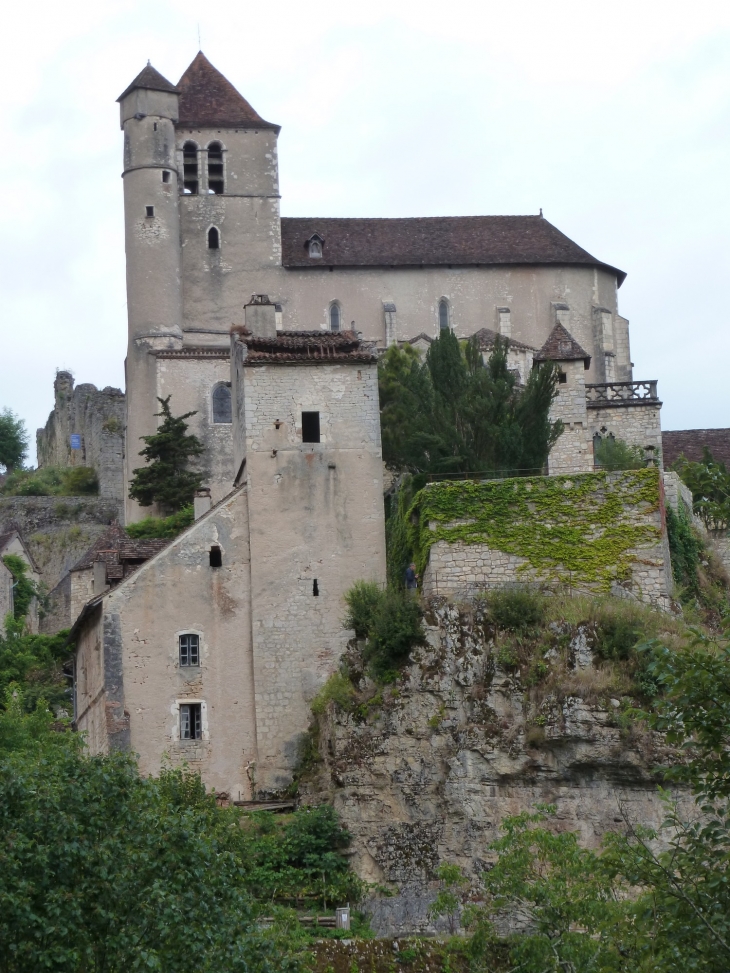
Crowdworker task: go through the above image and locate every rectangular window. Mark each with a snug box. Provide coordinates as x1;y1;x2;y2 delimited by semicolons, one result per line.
301;411;321;443
180;703;202;740
179;633;200;667
162;170;171;183
145;205;155;218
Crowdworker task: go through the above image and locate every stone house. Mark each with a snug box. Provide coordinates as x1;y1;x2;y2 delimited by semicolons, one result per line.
72;318;386;796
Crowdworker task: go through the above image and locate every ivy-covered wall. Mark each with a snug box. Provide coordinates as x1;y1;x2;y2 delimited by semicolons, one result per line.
409;469;671;606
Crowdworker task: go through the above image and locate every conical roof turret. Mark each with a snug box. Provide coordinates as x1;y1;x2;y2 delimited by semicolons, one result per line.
534;322;591;366
176;52;279;131
117;62;179;102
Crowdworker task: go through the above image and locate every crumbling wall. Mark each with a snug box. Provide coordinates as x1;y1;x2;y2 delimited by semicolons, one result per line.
36;371;125;501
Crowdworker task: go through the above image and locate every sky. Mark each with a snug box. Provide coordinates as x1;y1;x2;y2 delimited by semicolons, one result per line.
0;0;728;464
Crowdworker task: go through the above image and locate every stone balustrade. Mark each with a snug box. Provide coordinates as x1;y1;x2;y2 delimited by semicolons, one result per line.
585;380;659;408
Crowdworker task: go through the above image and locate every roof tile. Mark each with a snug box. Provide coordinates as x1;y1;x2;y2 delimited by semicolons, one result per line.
117;63;178;102
662;429;730;470
177;52;279;131
232;328;377;364
534;323;591;364
280;216;625;283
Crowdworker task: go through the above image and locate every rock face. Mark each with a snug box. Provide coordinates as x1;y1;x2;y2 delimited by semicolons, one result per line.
301;600;689;937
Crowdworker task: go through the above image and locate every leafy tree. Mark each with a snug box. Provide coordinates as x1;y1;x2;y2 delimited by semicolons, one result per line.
0;747;301;973
129;396;205;512
594;435;646;471
0;408;29;473
379;332;563;476
0;616;71;715
427;863;469;934
675;447;730;531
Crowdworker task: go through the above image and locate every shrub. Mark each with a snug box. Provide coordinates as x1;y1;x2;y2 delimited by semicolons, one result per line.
366;588;425;674
594;436;646;471
1;555;37;620
488;587;545;632
0;466;98;497
343;580;382;639
311;672;356;715
125;505;194;539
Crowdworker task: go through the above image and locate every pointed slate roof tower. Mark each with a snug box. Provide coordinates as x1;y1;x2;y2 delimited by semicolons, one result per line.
534;322;591;369
176;51;280;131
116;62;179;102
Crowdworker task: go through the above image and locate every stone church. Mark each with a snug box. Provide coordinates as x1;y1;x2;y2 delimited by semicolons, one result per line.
70;52;666;797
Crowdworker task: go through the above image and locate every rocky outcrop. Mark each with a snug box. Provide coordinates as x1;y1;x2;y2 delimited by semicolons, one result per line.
301;600;689;936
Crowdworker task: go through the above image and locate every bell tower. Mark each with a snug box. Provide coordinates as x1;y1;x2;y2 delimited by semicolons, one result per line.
117;63;184;522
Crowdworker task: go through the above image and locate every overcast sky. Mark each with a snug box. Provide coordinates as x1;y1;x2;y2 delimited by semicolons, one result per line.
1;0;728;463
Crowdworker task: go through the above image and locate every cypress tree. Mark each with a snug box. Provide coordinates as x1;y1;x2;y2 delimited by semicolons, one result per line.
128;397;205;512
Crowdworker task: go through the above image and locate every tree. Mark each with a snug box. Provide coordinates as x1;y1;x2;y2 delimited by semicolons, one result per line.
379;332;563;476
128;396;205;512
675;447;730;531
0;408;29;473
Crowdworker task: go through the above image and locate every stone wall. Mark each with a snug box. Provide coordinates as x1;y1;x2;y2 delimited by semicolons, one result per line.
546;359;593;474
37;371;125;501
588;401;663;467
0;496;122;594
415;471;672;609
301;601;692;936
0;561;12;622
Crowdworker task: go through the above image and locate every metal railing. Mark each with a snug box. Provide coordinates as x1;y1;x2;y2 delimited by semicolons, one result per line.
585;380;659;407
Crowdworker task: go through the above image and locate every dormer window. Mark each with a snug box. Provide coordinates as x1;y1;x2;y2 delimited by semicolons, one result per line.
307;234;324;259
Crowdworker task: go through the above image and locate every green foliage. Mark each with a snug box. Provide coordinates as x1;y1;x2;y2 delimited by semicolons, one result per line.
311;672;356;715
128;395;205;512
0;684;76;755
427;864;468;934
344;581;425;678
409;468;662;590
378;332;563;476
593;609;644;661
0;465;98;496
344;581;384;639
675;447;730;531
0;408;29;473
487;587;545;632
0;747;302;973
594;435;646;471
666;500;704;593
2;554;37;620
125;504;194;539
0;615;71;715
384;474;427;588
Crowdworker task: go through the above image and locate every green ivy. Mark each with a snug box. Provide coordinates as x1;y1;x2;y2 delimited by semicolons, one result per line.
407;469;662;591
665;500;702;593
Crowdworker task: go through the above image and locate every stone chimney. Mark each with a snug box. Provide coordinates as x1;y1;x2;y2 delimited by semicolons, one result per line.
194;488;212;520
93;559;109;596
244;294;277;339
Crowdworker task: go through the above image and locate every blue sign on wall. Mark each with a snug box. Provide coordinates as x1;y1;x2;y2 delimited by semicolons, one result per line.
70;434;81;450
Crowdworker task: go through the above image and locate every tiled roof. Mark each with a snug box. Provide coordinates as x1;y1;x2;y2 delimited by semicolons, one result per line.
472;327;537;353
280;216;626;283
232;328;377;364
177;52;279;131
71;525;166;571
534;323;591;365
117;63;178;102
662;429;730;470
400;333;433;346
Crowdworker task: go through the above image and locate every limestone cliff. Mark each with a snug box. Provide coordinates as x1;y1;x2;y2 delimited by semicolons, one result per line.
300;599;689;936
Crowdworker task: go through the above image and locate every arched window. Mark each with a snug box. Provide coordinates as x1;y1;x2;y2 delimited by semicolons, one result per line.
207;141;224;195
212;384;232;424
207;226;220;250
438;299;450;332
182;141;199;195
329;303;341;333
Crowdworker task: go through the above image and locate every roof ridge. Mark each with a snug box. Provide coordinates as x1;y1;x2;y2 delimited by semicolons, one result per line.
534;322;591;363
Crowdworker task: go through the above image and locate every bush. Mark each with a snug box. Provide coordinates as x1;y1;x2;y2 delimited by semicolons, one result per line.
488;587;545;632
0;466;98;497
311;672;356;715
366;588;425;674
343;581;382;639
594;437;646;471
125;505;194;539
1;555;37;620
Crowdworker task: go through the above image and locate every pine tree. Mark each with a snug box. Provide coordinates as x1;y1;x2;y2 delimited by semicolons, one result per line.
128;397;205;512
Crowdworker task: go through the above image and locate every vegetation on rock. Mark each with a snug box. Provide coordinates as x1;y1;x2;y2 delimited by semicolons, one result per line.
0;465;98;496
344;581;425;678
379;331;563;476
128;396;205;512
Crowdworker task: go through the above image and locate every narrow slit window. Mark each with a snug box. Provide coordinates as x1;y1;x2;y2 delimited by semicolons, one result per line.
209;546;222;568
145;205;154;218
207;142;224;194
162;170;171;183
438;299;450;332
179;633;200;667
313;579;319;596
207;226;220;250
329;303;341;332
212;384;232;423
559;371;567;384
301;411;320;443
182;141;199;195
180;702;202;740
